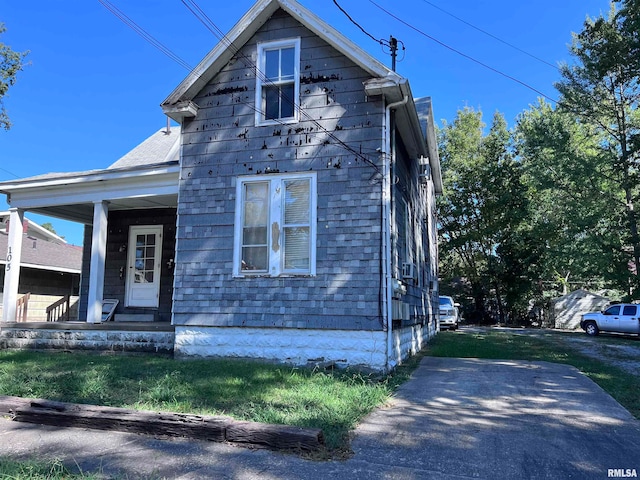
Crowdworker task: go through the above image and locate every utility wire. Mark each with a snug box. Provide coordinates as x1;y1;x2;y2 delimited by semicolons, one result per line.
181;0;382;173
419;0;558;70
332;0;404;64
369;0;556;103
370;2;618;140
0;167;21;179
332;0;385;46
98;0;193;72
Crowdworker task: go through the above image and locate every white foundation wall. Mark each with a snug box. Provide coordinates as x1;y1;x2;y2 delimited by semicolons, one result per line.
175;327;388;371
389;321;437;368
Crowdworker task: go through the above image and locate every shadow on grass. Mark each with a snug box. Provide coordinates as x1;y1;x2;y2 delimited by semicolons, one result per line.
0;350;414;452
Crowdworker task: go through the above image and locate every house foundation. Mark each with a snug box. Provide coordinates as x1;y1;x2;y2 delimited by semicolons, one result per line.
0;322;174;354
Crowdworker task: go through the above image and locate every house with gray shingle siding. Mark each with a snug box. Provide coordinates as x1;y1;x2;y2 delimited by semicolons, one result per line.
0;0;442;371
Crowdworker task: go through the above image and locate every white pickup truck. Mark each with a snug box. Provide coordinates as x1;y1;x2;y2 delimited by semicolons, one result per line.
580;303;640;336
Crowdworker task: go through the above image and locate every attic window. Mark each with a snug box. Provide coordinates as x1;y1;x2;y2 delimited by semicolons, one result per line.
255;38;300;125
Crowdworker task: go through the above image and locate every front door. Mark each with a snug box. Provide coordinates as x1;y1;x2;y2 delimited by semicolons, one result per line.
125;225;162;308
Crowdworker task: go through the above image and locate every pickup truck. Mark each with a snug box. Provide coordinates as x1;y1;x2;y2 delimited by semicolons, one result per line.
580;303;640;336
438;296;460;330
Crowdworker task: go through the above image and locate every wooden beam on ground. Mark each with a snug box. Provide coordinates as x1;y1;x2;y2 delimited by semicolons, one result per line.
0;395;31;416
8;397;324;452
227;420;325;451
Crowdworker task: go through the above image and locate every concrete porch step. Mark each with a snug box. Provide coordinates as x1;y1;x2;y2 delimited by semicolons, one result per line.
114;314;155;322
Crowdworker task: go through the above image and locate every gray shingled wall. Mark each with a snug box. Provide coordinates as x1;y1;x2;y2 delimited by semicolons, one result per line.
172;9;386;331
393;140;437;328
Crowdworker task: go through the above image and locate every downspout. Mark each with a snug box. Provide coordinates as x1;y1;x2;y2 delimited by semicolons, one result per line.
383;95;408;372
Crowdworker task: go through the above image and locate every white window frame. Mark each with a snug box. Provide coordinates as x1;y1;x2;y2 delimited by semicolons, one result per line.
255;38;301;126
233;172;317;277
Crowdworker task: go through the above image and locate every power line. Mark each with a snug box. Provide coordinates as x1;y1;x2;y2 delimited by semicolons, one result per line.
332;0;405;69
369;0;556;103
419;0;558;70
180;0;382;173
0;167;21;179
98;0;193;72
97;0;393;174
332;0;385;46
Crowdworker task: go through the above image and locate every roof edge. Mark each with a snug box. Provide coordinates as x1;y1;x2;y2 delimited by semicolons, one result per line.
162;0;399;111
0;162;180;193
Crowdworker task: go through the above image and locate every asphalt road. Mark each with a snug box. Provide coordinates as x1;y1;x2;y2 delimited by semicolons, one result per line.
1;352;639;479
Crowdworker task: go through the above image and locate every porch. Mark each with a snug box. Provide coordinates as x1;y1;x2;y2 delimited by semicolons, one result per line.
0;320;175;354
0;127;181;327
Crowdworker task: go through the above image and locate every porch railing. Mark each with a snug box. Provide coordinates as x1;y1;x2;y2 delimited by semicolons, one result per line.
16;292;31;322
46;295;70;322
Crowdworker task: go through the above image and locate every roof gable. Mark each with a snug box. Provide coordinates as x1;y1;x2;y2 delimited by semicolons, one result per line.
162;0;401;112
160;0;442;194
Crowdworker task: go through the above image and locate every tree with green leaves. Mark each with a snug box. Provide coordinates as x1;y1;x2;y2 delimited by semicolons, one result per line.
0;23;28;130
438;108;532;323
516;100;624;296
40;222;57;235
554;0;640;293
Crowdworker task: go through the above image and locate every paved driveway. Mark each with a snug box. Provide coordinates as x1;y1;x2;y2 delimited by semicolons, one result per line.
1;356;639;479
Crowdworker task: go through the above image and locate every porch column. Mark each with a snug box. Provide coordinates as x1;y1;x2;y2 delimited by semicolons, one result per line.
2;208;24;322
87;201;108;323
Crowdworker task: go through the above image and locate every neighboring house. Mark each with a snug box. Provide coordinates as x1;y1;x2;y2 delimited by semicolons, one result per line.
551;289;611;330
0;0;442;371
0;212;82;321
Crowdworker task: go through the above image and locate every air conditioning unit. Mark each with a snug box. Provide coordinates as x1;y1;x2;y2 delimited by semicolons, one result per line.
402;262;416;280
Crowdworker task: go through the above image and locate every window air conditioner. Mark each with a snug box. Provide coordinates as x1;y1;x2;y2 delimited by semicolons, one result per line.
402;262;416;280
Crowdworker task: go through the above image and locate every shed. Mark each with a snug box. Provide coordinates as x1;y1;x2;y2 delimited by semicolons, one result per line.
552;289;610;330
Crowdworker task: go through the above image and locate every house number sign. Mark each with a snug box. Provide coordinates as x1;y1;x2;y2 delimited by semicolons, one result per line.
5;246;12;271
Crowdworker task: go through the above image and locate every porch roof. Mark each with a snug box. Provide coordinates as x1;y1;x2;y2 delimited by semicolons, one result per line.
0;128;181;224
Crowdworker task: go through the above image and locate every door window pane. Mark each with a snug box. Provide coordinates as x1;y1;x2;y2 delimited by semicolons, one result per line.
133;233;157;284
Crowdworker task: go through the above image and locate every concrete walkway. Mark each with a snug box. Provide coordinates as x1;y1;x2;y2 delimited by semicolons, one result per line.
1;357;639;479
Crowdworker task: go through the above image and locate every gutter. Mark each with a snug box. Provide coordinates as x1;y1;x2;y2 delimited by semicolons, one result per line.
383;95;408;372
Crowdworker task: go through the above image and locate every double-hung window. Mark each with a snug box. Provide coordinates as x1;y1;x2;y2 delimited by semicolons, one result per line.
234;173;316;276
256;38;300;125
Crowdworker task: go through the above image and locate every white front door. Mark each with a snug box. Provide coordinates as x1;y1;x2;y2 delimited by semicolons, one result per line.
125;225;163;308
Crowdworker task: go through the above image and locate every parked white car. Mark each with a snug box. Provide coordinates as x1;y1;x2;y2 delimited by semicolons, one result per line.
439;296;460;330
580;303;640;336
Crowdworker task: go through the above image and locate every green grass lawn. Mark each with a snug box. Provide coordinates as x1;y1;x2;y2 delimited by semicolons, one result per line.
0;457;100;480
1;330;638;478
0;350;420;453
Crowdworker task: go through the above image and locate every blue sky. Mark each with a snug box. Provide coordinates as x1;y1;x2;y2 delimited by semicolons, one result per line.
1;0;611;245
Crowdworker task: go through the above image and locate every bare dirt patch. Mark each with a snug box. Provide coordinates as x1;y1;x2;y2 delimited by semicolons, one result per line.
558;334;640;377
